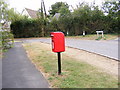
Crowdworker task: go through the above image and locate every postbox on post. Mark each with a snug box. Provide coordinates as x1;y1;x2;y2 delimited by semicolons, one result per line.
50;32;65;75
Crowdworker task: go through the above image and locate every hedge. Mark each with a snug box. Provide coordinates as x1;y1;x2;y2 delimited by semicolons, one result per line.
10;19;43;38
0;30;14;50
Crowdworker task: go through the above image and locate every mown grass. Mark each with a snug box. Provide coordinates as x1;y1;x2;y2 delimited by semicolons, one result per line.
23;42;118;88
66;34;118;40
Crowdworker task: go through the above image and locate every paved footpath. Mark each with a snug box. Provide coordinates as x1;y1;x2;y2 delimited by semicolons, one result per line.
2;42;49;88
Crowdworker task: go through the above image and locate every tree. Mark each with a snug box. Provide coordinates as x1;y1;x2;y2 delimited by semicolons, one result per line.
57;3;72;35
7;8;25;22
0;0;8;22
102;0;119;33
89;6;105;33
72;3;92;35
49;2;71;35
49;2;69;16
102;0;119;18
0;0;24;23
71;2;107;35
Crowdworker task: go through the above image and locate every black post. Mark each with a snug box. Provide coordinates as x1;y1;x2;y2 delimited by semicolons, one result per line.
57;52;61;75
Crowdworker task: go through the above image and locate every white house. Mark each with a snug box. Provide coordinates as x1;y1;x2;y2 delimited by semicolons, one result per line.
0;20;11;31
53;13;60;20
22;8;38;18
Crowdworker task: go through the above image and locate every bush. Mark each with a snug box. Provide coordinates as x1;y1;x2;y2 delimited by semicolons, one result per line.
0;30;14;49
11;18;42;38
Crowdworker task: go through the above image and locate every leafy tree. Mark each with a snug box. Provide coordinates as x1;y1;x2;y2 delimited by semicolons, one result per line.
50;18;59;31
102;0;119;33
102;0;119;18
49;2;69;16
0;0;25;23
59;15;73;35
0;0;14;49
0;0;8;22
71;2;106;35
7;8;25;22
89;6;105;33
57;3;72;35
72;3;92;35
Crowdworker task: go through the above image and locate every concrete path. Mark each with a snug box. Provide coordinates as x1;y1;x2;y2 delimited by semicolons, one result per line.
19;38;119;60
2;42;49;88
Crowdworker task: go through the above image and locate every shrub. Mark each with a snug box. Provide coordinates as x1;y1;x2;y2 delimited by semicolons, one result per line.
11;19;42;38
0;30;14;49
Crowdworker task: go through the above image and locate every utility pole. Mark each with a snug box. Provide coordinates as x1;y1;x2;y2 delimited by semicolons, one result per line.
41;0;47;18
93;0;96;6
40;0;47;37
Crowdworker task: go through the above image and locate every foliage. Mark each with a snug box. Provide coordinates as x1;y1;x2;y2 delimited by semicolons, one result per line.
57;3;106;35
102;0;120;33
95;36;103;40
11;18;42;38
49;2;69;16
0;0;8;21
11;1;119;38
0;0;14;50
0;0;24;22
7;8;26;22
102;0;119;18
0;31;14;49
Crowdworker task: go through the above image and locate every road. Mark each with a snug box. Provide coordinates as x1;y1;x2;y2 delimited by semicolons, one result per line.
2;42;49;88
19;38;119;60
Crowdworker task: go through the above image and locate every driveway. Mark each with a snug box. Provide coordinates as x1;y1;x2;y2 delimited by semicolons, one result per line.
2;42;49;88
19;38;119;60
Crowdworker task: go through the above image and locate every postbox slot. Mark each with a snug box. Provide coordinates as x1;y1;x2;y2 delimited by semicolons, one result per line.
51;34;54;37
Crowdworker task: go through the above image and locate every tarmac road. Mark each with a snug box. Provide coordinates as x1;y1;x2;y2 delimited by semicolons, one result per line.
2;42;49;88
20;38;119;60
66;39;119;60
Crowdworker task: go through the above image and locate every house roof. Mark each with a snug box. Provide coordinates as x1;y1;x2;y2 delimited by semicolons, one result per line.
53;13;60;20
25;8;38;18
3;21;11;29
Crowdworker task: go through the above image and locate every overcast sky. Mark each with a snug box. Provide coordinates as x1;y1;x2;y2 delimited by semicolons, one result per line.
7;0;104;13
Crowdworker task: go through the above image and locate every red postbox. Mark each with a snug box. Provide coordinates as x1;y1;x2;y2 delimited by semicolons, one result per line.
50;32;65;52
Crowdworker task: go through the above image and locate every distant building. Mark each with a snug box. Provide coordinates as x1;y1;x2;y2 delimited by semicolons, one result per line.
3;21;11;31
0;20;11;31
53;13;60;20
49;13;60;22
22;8;38;18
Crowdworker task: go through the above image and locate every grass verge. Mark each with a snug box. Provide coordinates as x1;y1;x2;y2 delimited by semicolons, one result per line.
66;34;118;40
23;42;118;88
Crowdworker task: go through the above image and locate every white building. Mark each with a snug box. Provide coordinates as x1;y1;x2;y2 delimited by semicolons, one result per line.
22;8;38;18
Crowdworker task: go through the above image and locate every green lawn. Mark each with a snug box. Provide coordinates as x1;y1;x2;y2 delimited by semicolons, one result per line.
66;34;118;40
23;42;118;88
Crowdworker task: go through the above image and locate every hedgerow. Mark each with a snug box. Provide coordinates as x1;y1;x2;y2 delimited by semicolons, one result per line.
0;30;14;50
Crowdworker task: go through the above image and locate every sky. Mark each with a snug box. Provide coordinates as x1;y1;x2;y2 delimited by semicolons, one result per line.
7;0;104;13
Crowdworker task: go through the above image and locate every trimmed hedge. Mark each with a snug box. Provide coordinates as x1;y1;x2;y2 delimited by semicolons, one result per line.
11;17;119;38
11;19;42;38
